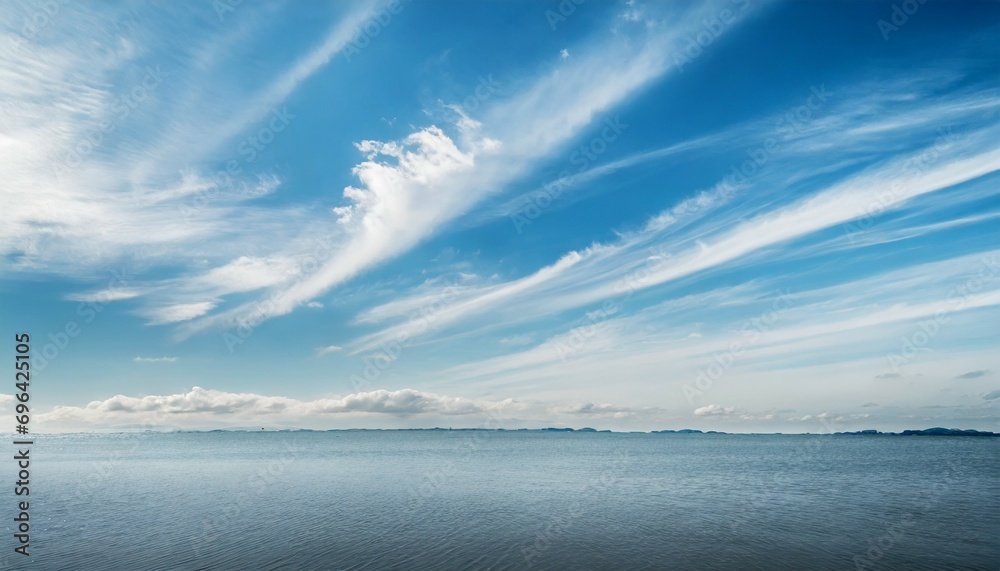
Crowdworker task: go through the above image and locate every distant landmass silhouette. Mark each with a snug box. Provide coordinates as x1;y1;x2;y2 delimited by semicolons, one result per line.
168;426;998;436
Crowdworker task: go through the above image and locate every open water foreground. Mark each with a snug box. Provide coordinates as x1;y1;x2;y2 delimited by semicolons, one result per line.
5;431;998;570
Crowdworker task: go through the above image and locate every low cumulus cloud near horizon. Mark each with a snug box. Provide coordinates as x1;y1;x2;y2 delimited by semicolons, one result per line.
38;387;502;423
0;384;993;432
25;387;677;431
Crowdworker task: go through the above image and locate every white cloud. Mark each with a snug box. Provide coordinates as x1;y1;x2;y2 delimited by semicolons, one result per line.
194;256;301;293
309;389;483;415
694;404;736;416
1;0;767;341
0;2;369;316
187;2;379;161
42;387;490;418
499;334;535;346
348;250;587;353
27;386;689;432
67;288;144;303
142;301;217;325
21;383;1000;432
427;251;1000;401
179;2;742;335
35;387;514;430
315;345;343;356
549;401;640;418
347;88;1000;351
133;356;178;363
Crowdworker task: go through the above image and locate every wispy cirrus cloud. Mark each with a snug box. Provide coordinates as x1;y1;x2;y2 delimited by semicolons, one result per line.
417;250;1000;416
134;356;178;363
0;1;374;304
341;74;1000;355
171;0;758;336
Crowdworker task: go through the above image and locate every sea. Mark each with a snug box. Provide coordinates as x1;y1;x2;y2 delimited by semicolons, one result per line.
5;431;998;570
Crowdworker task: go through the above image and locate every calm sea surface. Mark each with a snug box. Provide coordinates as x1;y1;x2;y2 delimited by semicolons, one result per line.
6;432;998;570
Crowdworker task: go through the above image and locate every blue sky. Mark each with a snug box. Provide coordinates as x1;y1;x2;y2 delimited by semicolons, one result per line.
1;0;998;432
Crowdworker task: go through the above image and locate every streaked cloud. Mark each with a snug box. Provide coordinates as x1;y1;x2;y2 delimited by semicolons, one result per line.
694;404;736;416
315;345;343;356
133;356;178;363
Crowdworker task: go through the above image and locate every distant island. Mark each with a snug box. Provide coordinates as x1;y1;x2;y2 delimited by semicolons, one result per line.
832;427;998;437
